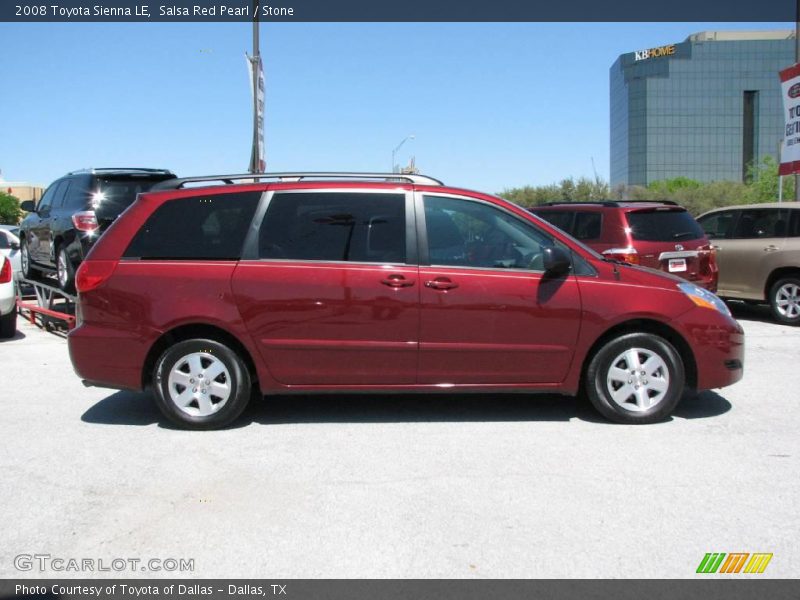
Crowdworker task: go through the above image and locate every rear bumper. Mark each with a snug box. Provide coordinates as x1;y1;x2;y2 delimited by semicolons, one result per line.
68;323;153;391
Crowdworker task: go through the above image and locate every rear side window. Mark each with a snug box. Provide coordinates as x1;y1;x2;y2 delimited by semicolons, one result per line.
790;209;800;237
124;192;261;260
572;212;602;240
533;210;573;233
626;209;704;242
259;192;406;263
731;208;788;239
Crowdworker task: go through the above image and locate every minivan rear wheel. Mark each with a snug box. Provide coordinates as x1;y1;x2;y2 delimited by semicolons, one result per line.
585;332;685;424
769;277;800;325
153;338;252;430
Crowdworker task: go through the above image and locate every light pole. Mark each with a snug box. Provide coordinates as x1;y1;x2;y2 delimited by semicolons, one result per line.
391;135;415;173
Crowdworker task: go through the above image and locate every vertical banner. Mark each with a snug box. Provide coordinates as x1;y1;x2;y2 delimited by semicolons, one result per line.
779;62;800;175
247;53;266;172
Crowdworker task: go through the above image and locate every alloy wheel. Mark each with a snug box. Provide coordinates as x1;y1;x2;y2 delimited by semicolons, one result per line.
775;282;800;320
606;347;670;412
167;352;232;417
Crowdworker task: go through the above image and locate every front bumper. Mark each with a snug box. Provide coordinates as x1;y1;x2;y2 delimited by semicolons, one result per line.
674;308;744;391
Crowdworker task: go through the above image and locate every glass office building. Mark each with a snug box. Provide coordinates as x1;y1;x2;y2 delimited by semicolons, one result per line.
610;30;795;187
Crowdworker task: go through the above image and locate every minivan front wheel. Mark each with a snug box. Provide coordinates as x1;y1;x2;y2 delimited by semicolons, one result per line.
153;338;252;430
585;332;685;424
769;277;800;325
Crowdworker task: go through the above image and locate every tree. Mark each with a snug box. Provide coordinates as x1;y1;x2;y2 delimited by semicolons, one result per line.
0;191;22;225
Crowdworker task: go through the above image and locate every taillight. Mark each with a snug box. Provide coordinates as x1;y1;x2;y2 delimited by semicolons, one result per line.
75;260;117;293
72;211;99;232
0;257;11;283
602;247;639;265
697;244;718;274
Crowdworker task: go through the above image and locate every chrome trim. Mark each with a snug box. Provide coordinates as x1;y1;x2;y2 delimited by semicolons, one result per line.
151;172;444;191
658;250;699;260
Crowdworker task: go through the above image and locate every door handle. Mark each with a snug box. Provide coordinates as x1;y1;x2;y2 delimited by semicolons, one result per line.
425;277;458;290
380;274;415;288
764;245;779;252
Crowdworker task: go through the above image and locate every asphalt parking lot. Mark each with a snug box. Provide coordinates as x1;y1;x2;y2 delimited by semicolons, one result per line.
0;303;798;579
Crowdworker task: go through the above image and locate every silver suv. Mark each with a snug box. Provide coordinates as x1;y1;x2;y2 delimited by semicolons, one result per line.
697;202;800;324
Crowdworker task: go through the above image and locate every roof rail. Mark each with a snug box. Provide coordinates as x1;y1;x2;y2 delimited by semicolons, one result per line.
537;199;679;208
149;172;444;191
67;167;175;176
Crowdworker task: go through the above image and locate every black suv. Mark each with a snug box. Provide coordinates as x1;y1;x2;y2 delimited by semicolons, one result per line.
19;168;175;291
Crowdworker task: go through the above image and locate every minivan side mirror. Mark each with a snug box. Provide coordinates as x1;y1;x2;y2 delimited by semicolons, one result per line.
543;246;571;276
19;200;36;212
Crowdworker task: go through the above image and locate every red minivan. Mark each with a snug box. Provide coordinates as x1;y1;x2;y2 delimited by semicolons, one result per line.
68;173;743;429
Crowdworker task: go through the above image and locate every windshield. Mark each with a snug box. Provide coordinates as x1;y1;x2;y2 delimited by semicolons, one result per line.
626;209;704;242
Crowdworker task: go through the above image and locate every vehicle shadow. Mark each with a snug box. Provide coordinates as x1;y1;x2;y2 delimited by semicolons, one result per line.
81;388;732;429
727;300;776;324
0;328;26;343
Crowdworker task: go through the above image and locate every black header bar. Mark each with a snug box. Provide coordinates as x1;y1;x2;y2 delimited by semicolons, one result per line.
1;0;796;22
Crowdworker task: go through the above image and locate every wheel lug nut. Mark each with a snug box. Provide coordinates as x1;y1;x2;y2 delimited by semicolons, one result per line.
190;379;195;384
192;388;197;393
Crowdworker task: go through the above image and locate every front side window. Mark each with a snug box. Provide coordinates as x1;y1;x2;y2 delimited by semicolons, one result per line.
424;195;554;270
124;192;261;260
259;192;406;263
698;210;737;240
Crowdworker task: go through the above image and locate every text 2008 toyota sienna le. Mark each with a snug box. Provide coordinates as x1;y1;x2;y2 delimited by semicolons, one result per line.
68;173;744;429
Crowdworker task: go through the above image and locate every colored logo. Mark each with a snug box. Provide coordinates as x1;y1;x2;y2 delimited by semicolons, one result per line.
696;553;772;574
789;83;800;98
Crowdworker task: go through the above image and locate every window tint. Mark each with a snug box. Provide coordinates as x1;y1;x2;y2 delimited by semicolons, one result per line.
424;195;554;270
573;212;602;240
0;232;9;250
37;181;62;211
732;209;787;239
92;177;168;220
52;180;71;209
698;210;737;239
64;177;90;210
124;192;261;260
533;210;574;233
626;209;704;242
259;192;406;263
789;209;800;237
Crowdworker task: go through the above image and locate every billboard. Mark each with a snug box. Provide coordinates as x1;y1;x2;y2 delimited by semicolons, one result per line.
779;62;800;175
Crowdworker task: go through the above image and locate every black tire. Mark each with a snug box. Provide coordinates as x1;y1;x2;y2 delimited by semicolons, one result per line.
152;338;252;430
0;309;16;339
56;245;76;293
19;238;40;282
768;277;800;325
585;332;685;424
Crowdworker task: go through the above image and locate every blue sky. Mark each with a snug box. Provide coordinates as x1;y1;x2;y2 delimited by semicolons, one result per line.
0;21;792;192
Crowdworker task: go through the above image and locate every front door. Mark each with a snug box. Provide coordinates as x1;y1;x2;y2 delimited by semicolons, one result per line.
233;189;419;386
417;194;582;385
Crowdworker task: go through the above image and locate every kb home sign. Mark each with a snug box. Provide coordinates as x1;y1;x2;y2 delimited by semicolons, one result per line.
634;44;676;61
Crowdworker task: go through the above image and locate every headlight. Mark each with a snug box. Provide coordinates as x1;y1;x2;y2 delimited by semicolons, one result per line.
678;282;731;316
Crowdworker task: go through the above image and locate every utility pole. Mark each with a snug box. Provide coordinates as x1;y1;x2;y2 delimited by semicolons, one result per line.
248;0;263;174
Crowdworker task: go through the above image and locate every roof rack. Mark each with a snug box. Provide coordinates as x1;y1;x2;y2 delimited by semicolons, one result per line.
67;168;175;175
539;199;679;207
149;172;444;191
